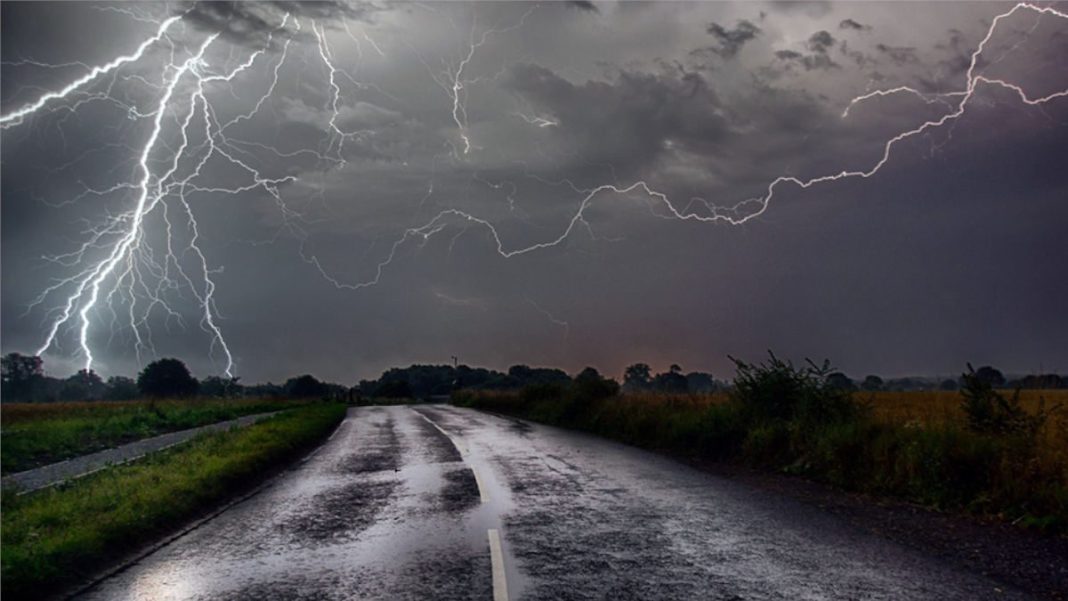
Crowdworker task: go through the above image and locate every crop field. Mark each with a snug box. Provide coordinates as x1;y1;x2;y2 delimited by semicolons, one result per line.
0;398;316;474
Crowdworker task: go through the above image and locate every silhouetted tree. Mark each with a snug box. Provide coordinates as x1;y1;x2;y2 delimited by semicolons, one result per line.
138;358;199;398
573;367;620;399
972;365;1006;388
861;375;884;391
653;365;688;393
106;376;140;400
201;375;243;397
826;372;856;391
1;353;44;401
60;369;106;401
375;379;413;399
284;374;327;398
623;363;652;391
685;372;718;393
939;378;959;391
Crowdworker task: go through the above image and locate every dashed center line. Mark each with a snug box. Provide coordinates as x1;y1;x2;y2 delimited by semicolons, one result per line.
488;528;509;601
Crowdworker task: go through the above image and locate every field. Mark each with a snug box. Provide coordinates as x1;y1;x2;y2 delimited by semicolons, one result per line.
0;402;347;599
455;386;1068;530
1;398;316;474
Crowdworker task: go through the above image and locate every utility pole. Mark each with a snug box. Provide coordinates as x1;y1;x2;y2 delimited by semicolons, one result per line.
451;355;458;368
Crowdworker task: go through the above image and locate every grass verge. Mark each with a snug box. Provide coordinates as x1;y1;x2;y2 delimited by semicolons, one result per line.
0;402;346;599
454;363;1067;533
1;398;315;474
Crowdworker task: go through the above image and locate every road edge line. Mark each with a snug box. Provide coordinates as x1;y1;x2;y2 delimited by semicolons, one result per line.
488;528;509;601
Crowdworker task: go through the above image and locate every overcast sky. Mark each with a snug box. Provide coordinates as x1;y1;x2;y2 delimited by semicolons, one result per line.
2;1;1066;384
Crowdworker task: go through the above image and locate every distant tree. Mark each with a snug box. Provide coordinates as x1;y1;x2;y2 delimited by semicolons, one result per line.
138;358;199;398
939;378;959;391
623;363;652;391
105;376;140;400
685;372;718;393
284;374;327;398
972;365;1006;388
573;367;620;399
60;369;106;401
201;375;243;398
861;375;884;391
2;353;44;401
652;365;688;394
1008;374;1064;390
375;379;413;399
826;372;856;391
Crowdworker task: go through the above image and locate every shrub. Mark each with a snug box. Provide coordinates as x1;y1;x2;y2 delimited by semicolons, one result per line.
960;364;1044;437
729;352;859;427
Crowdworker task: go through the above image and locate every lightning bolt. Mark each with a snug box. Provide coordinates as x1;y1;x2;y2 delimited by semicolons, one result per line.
4;2;1065;377
308;1;1068;292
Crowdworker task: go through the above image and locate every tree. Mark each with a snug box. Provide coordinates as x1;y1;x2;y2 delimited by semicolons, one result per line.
685;372;718;393
939;378;959;391
375;379;413;399
826;372;856;391
60;369;106;401
861;375;884;392
2;353;44;401
138;358;199;398
623;363;652;391
972;365;1005;388
653;365;688;393
201;376;243;398
573;367;620;399
284;374;327;398
106;376;140;400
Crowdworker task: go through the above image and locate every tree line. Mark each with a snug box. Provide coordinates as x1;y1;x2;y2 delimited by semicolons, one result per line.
2;351;1064;403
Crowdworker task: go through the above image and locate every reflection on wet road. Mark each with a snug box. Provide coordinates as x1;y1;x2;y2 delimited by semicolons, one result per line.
79;406;1028;600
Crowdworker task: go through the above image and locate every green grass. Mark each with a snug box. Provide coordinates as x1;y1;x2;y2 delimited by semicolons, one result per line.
0;402;346;599
1;398;314;474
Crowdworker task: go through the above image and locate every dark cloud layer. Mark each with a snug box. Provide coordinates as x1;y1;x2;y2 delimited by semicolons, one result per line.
2;2;1066;383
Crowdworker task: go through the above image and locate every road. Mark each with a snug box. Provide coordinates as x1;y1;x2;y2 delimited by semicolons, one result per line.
77;405;1029;600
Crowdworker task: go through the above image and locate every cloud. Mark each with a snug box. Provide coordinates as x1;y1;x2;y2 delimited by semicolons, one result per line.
704;20;763;59
838;18;871;32
807;30;835;54
767;1;832;18
772;31;840;71
876;43;919;65
565;1;599;14
178;1;377;47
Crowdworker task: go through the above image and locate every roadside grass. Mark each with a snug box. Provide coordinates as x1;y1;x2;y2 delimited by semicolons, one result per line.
1;397;316;474
0;402;346;599
455;380;1068;531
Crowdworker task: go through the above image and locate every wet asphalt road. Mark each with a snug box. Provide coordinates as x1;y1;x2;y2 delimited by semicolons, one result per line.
78;405;1030;600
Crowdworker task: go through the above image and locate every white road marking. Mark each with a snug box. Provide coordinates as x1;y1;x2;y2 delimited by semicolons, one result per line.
488;528;509;601
472;466;490;503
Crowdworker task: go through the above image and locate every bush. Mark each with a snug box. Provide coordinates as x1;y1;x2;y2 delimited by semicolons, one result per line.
729;352;859;427
960;364;1044;437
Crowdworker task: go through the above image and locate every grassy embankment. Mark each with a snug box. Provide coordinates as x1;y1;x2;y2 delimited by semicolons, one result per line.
1;402;346;599
1;397;316;474
455;362;1068;531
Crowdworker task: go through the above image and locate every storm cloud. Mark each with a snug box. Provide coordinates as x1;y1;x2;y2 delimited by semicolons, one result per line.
2;1;1066;384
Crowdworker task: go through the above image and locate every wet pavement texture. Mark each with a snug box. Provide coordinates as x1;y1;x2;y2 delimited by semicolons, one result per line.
2;412;278;493
78;406;1033;600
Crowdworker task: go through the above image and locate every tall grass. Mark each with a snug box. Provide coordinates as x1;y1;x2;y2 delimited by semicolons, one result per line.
455;371;1068;531
1;398;315;474
0;402;346;599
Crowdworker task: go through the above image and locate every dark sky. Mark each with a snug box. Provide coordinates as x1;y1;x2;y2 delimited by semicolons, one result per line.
2;1;1067;384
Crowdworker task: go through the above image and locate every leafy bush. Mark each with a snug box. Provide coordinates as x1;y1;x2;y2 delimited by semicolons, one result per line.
960;363;1045;437
729;352;859;426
